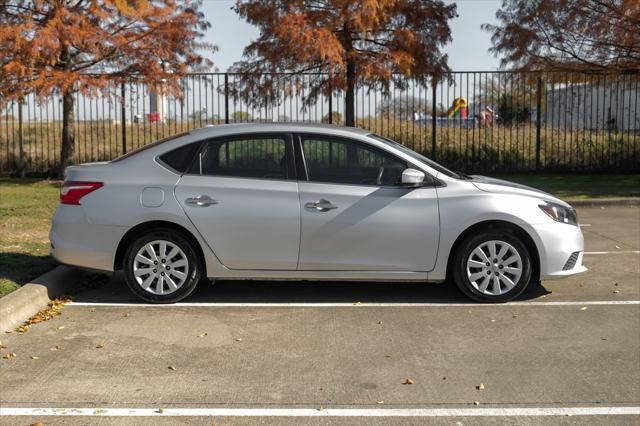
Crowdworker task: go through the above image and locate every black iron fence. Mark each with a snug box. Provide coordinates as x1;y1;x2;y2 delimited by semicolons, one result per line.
1;71;638;175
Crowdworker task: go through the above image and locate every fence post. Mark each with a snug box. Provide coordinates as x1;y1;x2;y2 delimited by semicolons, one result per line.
224;73;229;124
120;82;127;155
328;80;333;124
431;78;437;159
18;100;25;178
535;76;542;171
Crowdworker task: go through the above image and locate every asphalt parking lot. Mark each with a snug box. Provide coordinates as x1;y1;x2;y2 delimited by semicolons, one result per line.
1;205;638;425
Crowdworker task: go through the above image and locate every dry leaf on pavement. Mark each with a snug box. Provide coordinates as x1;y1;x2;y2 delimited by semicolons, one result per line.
403;378;414;385
168;366;177;371
477;383;485;390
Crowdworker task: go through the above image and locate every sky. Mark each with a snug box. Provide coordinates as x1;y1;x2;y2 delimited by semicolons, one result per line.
201;0;503;72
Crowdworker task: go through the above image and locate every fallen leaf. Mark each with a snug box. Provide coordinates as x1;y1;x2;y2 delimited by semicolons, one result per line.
17;297;73;335
168;366;176;371
512;315;518;319
473;401;480;406
157;408;164;413
31;356;39;360
317;406;325;411
90;308;96;312
198;332;208;338
235;338;242;342
490;319;495;323
613;290;620;294
615;245;620;249
377;321;383;325
580;306;588;311
477;383;485;390
354;301;362;305
403;378;414;385
30;422;46;426
57;326;65;330
53;345;62;351
2;352;17;359
95;343;105;349
376;400;384;404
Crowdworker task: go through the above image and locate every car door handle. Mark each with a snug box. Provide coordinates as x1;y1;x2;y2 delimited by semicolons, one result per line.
185;195;219;207
305;199;338;211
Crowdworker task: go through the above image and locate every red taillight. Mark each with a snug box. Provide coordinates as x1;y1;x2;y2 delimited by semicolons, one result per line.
60;181;104;205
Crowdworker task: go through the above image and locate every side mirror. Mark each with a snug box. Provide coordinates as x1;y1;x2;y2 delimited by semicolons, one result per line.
401;168;425;187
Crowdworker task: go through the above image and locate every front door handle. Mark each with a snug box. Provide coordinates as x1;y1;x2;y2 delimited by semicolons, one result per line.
305;199;338;212
185;195;219;207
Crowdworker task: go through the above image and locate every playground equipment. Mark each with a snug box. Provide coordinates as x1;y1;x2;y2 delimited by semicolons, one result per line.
447;97;468;118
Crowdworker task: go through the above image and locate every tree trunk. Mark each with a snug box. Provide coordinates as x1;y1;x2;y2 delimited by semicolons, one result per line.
60;91;76;178
345;58;356;127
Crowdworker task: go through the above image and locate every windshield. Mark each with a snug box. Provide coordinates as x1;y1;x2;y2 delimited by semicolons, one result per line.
368;133;460;178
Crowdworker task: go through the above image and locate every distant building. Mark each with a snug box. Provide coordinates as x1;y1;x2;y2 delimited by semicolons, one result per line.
543;80;638;132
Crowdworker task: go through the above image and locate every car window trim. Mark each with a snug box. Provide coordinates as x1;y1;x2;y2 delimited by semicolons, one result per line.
294;132;438;188
182;132;296;181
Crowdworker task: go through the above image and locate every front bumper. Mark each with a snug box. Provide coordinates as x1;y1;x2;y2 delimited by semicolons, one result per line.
532;221;588;280
50;205;128;272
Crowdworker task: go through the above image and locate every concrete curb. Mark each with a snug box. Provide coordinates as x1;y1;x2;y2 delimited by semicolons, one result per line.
568;198;640;207
0;266;85;333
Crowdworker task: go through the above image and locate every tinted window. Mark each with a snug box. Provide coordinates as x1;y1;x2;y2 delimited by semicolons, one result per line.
301;137;407;185
112;132;189;163
159;142;201;173
189;136;289;179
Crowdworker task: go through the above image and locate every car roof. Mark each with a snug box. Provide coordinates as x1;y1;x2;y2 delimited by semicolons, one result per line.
189;123;371;138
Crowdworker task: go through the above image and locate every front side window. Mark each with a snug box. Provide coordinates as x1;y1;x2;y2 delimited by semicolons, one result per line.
301;136;407;186
189;136;289;179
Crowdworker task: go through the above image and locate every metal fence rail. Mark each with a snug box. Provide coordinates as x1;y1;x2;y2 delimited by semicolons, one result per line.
1;71;638;175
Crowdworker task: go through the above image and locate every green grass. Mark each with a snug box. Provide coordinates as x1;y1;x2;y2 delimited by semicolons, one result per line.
0;178;60;296
491;174;640;200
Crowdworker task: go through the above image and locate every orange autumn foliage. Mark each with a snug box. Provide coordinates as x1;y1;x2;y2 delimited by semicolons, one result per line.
0;0;214;173
231;0;457;126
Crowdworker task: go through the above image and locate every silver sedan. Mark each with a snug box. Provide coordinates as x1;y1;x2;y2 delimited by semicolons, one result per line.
50;124;586;303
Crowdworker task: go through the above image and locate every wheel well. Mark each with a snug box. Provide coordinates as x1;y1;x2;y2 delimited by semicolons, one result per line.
446;220;540;283
114;220;207;275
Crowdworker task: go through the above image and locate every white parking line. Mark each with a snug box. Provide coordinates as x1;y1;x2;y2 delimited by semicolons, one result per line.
584;251;640;255
1;406;639;417
69;300;640;308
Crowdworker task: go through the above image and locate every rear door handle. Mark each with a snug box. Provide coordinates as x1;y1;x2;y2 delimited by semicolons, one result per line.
305;199;338;212
185;195;218;207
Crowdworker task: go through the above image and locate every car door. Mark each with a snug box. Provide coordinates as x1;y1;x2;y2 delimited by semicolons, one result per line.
296;134;439;271
174;133;300;270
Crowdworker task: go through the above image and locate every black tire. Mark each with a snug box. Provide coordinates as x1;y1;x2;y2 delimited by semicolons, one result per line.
451;230;533;303
123;229;202;303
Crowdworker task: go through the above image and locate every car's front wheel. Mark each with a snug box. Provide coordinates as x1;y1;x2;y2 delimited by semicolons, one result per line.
123;229;201;303
452;231;533;302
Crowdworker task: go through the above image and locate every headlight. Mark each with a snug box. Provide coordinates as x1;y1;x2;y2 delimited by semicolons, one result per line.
539;202;578;226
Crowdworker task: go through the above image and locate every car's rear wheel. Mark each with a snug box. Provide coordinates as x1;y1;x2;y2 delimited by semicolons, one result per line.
452;231;532;302
123;229;201;303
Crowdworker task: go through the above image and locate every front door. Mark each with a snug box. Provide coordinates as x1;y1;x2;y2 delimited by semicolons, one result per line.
296;134;439;271
175;133;300;270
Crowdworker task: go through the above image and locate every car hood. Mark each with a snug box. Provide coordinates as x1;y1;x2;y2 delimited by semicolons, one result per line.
469;175;571;208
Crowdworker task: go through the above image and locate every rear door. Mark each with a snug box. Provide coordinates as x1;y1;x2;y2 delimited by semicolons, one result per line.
296;134;440;271
175;133;300;270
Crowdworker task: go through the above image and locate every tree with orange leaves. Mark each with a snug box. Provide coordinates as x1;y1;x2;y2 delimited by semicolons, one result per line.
0;0;214;175
483;0;640;72
231;0;457;127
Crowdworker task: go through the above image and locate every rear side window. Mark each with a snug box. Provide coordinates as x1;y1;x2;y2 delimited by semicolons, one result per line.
158;143;201;173
189;136;290;180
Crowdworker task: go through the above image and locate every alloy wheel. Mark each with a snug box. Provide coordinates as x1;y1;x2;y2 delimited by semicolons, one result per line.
133;240;189;295
466;240;523;296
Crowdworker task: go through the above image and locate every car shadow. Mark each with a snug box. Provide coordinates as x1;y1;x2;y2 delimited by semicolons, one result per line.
74;272;552;304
